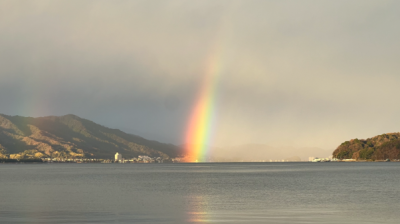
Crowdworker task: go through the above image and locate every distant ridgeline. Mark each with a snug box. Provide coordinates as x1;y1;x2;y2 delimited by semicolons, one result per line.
332;133;400;160
0;114;180;160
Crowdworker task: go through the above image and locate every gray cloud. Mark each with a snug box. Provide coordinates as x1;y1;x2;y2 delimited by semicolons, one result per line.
1;0;400;152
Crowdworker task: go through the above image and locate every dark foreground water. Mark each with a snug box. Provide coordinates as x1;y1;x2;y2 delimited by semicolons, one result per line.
0;163;399;224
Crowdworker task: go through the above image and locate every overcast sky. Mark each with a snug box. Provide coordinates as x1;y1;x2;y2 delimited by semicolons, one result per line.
1;0;400;150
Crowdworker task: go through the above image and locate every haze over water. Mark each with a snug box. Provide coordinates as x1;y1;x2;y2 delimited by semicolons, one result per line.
1;163;399;224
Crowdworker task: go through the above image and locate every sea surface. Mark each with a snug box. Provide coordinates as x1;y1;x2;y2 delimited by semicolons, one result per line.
0;162;399;224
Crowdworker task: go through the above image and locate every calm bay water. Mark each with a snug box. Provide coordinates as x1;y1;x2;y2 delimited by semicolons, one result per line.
0;162;399;224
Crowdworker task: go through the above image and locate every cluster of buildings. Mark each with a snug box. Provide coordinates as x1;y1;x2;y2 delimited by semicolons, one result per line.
308;156;337;162
41;158;102;163
114;152;164;163
38;152;165;163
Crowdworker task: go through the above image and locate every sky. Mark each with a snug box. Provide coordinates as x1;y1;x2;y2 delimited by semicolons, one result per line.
1;0;400;151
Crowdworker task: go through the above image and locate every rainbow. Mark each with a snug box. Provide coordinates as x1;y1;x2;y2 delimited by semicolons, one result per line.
184;46;223;162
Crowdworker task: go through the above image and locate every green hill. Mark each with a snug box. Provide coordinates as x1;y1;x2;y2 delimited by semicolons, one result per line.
332;133;400;160
0;114;180;160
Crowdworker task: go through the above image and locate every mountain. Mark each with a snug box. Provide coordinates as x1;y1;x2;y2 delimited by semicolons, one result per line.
332;133;400;160
0;114;181;160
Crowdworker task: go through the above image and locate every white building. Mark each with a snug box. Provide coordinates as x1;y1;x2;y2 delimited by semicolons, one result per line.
115;152;122;162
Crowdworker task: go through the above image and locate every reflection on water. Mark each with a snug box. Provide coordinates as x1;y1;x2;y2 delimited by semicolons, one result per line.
0;163;399;224
186;195;210;223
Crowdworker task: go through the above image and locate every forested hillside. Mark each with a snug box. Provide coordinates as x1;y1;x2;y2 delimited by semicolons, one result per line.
332;133;400;160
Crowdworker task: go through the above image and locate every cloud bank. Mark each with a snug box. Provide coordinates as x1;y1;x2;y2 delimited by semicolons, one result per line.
1;0;400;152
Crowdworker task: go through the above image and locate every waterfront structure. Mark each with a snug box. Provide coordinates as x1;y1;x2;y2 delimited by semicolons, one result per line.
115;152;122;162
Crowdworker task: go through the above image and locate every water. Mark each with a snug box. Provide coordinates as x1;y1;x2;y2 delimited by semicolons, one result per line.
0;162;399;224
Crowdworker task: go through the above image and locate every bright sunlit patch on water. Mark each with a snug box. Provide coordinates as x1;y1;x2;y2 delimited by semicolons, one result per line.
185;209;363;224
186;195;210;223
187;212;208;223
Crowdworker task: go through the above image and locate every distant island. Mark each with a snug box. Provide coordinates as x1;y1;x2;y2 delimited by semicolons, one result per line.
0;114;181;161
332;133;400;161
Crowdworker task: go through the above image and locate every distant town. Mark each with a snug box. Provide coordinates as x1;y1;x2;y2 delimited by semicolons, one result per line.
39;152;174;163
1;153;398;163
